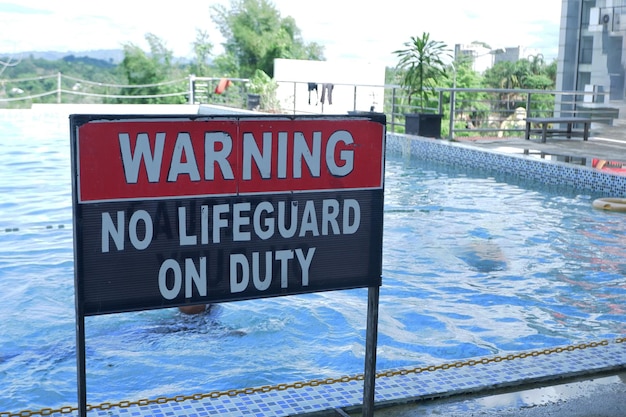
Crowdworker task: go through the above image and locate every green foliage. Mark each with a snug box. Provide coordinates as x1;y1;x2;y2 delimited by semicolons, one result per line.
211;0;324;78
441;57;491;135
119;44;160;86
544;60;557;83
483;61;519;89
482;54;557;114
190;29;213;77
2;2;327;107
393;32;451;113
471;41;492;50
523;74;554;90
0;54;120;107
63;55;116;69
246;69;279;111
117;33;186;104
212;52;240;78
482;54;556;90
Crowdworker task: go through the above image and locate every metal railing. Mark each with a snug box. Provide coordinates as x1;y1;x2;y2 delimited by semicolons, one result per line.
0;73;619;138
439;87;618;139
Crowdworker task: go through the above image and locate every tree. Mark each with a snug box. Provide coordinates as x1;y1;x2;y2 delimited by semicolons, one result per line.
0;54;121;107
190;29;213;77
393;32;451;112
470;41;492;50
483;61;519;89
211;0;324;78
118;33;186;104
482;61;526;111
212;52;240;78
482;55;557;116
483;56;556;91
446;56;490;134
119;43;161;100
247;69;279;111
528;53;544;75
544;60;557;84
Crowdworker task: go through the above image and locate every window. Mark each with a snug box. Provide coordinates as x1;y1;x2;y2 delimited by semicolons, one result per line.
582;0;597;26
579;36;594;64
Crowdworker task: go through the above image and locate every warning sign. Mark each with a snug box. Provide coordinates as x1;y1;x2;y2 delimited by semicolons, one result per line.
71;114;385;315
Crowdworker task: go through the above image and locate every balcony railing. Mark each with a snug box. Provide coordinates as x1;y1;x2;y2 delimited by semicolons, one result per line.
0;73;619;138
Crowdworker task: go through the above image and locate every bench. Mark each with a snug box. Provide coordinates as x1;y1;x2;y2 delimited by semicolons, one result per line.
525;117;593;143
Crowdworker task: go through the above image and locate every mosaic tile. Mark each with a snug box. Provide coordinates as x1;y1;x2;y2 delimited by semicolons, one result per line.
386;134;626;196
52;341;625;417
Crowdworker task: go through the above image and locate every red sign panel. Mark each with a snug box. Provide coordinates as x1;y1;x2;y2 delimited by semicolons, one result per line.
71;114;385;316
77;118;383;202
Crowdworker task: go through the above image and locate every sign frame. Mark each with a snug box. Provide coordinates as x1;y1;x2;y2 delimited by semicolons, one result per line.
70;113;386;416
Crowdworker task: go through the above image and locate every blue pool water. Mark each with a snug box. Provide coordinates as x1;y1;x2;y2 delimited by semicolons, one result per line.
1;109;625;412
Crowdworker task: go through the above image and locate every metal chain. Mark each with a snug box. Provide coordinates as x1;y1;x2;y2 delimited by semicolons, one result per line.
3;338;624;417
3;224;69;234
375;339;614;378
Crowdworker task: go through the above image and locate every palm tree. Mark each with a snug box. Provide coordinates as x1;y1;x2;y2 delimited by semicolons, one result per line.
528;53;545;75
393;32;450;112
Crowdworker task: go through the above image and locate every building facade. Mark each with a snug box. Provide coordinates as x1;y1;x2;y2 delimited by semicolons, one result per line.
557;0;626;104
454;44;498;73
454;44;540;74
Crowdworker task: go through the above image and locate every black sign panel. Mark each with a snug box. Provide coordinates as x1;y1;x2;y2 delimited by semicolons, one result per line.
71;114;385;315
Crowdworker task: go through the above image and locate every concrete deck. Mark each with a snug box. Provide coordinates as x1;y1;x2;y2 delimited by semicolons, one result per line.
457;100;626;166
455;128;626;167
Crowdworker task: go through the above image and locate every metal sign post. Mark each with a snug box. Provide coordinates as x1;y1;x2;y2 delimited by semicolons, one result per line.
70;114;385;415
363;285;380;417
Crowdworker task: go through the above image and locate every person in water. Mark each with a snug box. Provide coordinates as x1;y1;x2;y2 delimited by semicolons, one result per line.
178;304;211;315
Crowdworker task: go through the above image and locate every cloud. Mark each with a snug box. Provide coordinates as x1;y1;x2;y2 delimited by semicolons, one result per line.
0;0;561;65
0;2;51;14
276;0;561;66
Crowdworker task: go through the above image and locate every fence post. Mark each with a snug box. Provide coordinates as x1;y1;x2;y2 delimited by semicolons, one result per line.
525;92;532;118
57;72;62;104
188;74;195;105
438;90;444;115
449;89;456;140
391;87;398;133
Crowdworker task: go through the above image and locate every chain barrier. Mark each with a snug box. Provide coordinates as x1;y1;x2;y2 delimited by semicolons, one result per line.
2;224;70;234
3;338;624;417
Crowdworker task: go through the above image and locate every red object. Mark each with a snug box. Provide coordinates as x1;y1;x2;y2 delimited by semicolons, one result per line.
215;78;232;94
592;158;626;173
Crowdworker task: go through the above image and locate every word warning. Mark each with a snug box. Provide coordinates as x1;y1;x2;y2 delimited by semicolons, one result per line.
71;114;385;315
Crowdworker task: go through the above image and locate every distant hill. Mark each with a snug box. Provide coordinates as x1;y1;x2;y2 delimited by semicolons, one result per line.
3;49;125;64
2;49;191;65
62;54;117;68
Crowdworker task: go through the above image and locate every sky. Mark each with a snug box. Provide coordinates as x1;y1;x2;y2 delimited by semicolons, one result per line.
0;0;563;67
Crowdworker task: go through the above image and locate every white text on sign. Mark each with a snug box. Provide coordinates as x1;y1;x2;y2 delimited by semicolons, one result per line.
118;130;355;184
100;198;361;299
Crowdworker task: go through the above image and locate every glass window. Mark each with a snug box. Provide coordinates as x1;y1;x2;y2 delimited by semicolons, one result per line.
579;36;594;64
582;0;597;26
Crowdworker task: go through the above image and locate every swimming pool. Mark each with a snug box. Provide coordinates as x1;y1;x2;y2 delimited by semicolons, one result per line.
1;108;625;412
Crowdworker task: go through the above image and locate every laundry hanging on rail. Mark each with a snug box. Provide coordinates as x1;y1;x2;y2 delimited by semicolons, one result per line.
307;82;318;105
320;83;334;105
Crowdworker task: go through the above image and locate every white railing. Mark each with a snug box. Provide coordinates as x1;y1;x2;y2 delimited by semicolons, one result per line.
1;72;619;138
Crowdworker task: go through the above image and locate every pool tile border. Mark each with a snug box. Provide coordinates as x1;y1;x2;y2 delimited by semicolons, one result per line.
44;341;626;416
386;133;626;196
